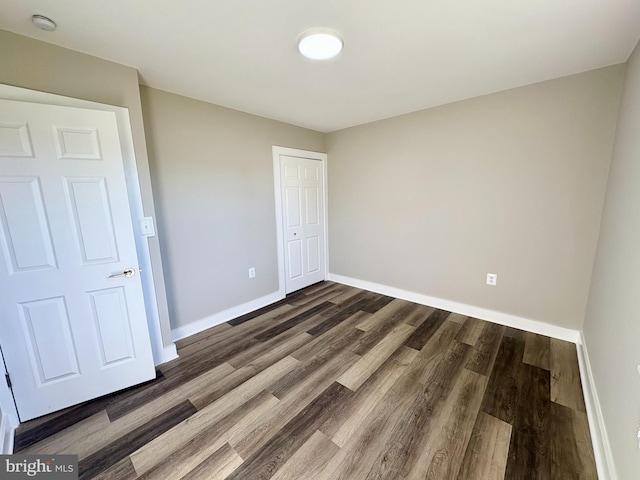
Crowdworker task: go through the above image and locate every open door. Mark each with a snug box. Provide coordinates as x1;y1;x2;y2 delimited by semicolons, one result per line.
0;99;155;421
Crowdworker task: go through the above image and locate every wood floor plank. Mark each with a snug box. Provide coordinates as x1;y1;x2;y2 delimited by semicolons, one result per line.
130;355;299;475
337;323;415;391
403;308;451;350
175;321;233;349
328;346;418;447
89;457;137;480
15;401;112;453
179;443;243;480
255;302;335;341
15;370;164;452
175;304;293;356
465;322;505;377
359;342;472;480
550;339;586;412
456;316;484;346
78;400;197;480
405;369;489;480
106;362;235;421
20;411;111;458
504;326;527;341
134;391;279;479
287;283;347;306
226;299;296;327
316;376;425;480
403;320;463;385
233;348;359;460
523;332;551;371
447;312;468;324
159;336;259;382
359;293;395;313
291;310;368;362
306;298;372;336
225;382;353;480
296;280;337;297
269;348;360;401
351;302;421;356
456;412;512;480
177;359;277;417
480;335;525;425
226;328;314;370
329;286;366;305
572;409;598;480
403;304;436;327
503;363;551;480
550;401;581;480
355;299;416;332
270;430;340;480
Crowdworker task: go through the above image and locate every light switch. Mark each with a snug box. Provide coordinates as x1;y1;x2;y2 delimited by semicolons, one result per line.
139;217;156;237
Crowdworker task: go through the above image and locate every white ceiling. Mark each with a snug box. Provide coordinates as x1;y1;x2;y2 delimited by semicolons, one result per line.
1;0;639;132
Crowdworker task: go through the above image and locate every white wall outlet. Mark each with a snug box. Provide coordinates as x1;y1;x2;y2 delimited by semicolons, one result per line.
486;273;497;286
248;267;256;278
139;216;156;237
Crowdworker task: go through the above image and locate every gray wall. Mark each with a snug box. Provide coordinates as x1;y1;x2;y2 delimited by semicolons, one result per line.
139;87;325;330
327;66;625;330
0;30;174;350
583;40;640;479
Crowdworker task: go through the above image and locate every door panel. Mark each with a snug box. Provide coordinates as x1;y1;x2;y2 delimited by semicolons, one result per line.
280;155;325;293
284;187;302;227
19;297;79;385
0;122;34;157
88;287;135;366
306;236;321;273
0;99;155;421
64;177;119;264
0;177;57;272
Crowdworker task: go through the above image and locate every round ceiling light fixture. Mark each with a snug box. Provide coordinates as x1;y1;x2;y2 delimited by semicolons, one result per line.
32;15;57;32
298;29;343;60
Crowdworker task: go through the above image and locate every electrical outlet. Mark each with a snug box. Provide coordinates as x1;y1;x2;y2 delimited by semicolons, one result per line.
248;267;256;279
486;273;497;286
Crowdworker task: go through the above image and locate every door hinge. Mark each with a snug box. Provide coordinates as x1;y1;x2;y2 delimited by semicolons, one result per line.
5;373;11;389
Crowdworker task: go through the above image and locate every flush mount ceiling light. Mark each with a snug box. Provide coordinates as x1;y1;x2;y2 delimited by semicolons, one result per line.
298;29;343;60
32;15;57;32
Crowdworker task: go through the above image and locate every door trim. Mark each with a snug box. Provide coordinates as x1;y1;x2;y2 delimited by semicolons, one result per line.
0;84;176;371
273;146;328;297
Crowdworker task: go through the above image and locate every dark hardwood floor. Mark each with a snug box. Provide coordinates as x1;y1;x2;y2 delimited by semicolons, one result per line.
15;281;597;479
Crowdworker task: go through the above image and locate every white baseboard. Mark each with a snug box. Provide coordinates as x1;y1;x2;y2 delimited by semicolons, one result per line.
157;343;179;365
327;273;581;344
0;412;15;454
576;333;618;480
171;291;284;342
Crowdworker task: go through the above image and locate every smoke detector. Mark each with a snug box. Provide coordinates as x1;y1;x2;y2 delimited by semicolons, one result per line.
32;15;57;32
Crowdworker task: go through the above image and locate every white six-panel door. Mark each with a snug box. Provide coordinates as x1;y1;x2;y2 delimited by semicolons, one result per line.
0;99;155;421
280;154;325;293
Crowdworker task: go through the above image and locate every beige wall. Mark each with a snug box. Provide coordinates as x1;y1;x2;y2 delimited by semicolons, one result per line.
0;29;174;350
327;66;624;330
584;40;640;478
139;87;325;330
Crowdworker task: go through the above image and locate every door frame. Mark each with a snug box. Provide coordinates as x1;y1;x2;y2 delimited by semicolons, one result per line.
272;146;329;296
0;85;173;427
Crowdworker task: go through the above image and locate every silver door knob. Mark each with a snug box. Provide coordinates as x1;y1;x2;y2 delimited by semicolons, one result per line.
108;268;135;279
